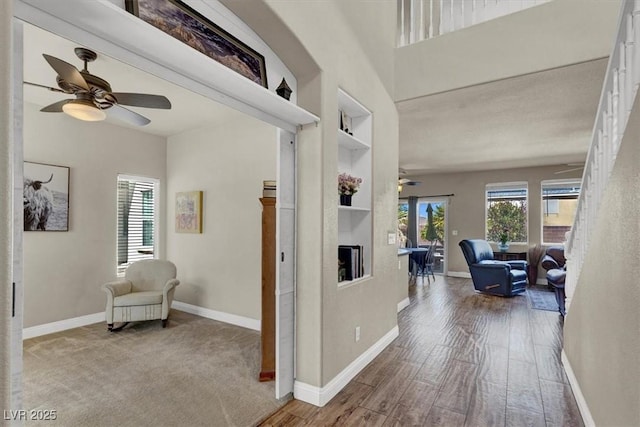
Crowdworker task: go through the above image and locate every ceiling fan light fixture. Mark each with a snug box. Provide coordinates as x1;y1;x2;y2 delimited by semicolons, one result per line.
62;99;106;122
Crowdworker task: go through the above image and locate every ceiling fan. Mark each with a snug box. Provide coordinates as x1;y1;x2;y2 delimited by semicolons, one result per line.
554;163;585;175
398;168;421;192
24;47;171;126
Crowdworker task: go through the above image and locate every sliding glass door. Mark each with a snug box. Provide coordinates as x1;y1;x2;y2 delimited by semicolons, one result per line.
417;199;447;274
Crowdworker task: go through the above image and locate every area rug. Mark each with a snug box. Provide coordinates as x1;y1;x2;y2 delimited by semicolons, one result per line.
527;286;559;312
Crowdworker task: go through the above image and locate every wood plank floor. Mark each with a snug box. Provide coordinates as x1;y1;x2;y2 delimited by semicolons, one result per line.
260;275;583;426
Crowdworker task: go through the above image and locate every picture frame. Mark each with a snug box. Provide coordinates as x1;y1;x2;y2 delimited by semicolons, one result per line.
23;161;70;232
126;0;268;88
175;191;203;233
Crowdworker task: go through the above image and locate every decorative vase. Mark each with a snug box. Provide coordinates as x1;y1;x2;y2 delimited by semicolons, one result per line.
340;194;352;206
498;242;509;252
527;265;538;286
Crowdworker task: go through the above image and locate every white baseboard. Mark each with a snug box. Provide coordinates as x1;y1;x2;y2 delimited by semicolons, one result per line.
294;325;399;407
23;312;104;340
561;350;595;427
172;301;260;331
397;297;410;312
447;271;471;279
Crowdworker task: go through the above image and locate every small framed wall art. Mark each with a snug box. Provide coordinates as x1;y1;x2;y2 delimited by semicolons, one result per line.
175;191;203;233
23;161;70;231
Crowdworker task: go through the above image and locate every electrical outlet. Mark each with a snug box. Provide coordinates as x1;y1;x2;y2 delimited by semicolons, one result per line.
452;230;458;236
388;232;396;245
355;326;361;342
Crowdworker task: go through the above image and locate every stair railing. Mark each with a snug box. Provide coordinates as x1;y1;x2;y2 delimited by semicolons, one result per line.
397;0;549;46
565;0;640;314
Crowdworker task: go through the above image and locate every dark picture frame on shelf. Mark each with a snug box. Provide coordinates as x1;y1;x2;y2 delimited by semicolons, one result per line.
125;0;268;88
23;161;70;232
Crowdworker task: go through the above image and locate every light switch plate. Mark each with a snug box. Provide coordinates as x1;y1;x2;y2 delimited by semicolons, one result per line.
388;232;396;245
452;230;458;236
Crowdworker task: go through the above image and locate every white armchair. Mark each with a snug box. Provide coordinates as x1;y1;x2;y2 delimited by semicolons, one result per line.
102;259;180;331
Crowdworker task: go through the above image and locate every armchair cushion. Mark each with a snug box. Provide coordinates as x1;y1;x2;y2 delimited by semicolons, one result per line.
541;246;566;271
114;291;163;307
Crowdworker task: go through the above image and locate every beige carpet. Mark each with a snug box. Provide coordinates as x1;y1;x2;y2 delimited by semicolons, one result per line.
23;310;286;426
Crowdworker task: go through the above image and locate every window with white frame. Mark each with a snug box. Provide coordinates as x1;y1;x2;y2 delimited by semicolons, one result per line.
541;180;581;244
486;182;528;243
117;175;158;274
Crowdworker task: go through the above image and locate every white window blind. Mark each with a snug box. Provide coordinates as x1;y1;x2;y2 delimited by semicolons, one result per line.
117;175;157;274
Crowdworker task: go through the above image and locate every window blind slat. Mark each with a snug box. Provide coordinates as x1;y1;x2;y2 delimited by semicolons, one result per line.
117;176;156;274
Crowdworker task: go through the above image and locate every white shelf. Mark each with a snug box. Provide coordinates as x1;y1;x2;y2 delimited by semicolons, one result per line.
338;89;370;118
337;88;372;285
17;0;320;133
338;205;371;212
338;130;370;150
338;274;372;288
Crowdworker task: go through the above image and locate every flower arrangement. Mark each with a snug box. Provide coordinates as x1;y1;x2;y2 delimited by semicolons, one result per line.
338;173;362;195
499;229;510;245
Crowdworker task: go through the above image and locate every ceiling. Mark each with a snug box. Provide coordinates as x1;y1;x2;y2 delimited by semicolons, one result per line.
23;23;245;137
397;58;608;175
23;23;606;176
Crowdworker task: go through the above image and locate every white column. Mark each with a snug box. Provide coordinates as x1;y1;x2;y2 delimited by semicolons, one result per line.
0;0;14;419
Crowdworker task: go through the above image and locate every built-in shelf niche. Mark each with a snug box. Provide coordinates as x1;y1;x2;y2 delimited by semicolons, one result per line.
337;89;372;286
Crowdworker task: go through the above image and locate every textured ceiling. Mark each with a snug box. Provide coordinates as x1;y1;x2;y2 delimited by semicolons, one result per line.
24;23;607;171
22;23;244;137
397;58;608;175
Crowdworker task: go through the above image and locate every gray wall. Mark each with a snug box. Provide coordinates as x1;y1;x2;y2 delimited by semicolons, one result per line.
400;165;582;277
166;113;277;321
255;0;400;387
563;98;640;426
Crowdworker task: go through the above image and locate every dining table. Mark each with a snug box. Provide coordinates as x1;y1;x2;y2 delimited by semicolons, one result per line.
406;247;429;279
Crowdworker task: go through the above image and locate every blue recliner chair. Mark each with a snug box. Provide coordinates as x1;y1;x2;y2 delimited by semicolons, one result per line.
459;239;528;297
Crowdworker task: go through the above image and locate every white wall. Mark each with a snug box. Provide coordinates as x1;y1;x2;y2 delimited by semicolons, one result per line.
23;102;167;327
167;112;277;321
395;0;621;101
563;95;640;427
255;0;400;389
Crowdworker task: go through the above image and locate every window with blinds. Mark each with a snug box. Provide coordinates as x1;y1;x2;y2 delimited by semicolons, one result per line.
117;175;158;274
541;180;581;244
485;182;528;243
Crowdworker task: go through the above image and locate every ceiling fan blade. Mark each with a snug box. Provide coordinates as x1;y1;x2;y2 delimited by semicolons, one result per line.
406;181;421;186
40;100;72;112
111;93;172;109
43;54;90;91
24;81;66;93
398;178;412;185
107;104;151;126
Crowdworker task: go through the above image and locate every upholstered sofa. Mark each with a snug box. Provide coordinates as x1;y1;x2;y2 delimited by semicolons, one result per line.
102;259;180;331
459;239;528;297
540;246;566;316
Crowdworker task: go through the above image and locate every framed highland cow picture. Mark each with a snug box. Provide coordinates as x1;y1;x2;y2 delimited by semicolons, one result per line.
23;161;69;231
125;0;268;88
